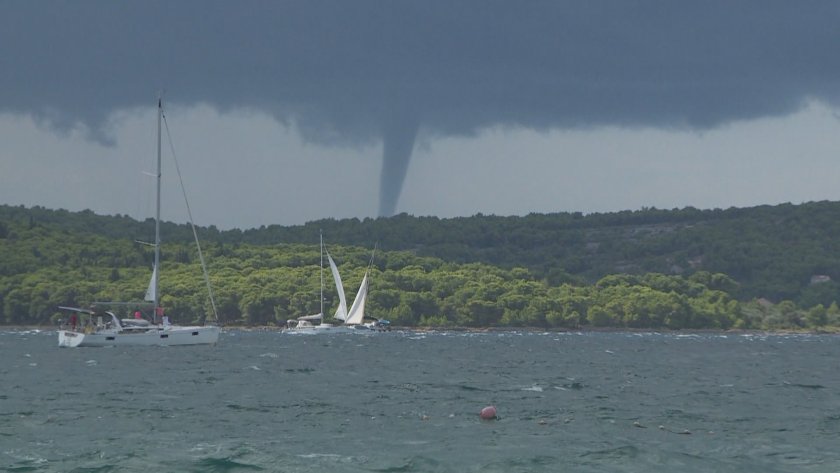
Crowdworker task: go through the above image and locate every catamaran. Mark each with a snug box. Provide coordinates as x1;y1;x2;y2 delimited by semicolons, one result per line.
57;97;220;347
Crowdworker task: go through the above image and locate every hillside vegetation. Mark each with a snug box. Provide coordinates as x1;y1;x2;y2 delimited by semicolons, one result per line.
2;202;840;330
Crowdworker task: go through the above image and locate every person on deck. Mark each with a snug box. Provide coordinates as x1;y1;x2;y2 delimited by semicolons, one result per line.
69;313;77;331
134;310;142;319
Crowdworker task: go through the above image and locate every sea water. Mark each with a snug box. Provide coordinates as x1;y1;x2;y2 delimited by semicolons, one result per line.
2;329;840;472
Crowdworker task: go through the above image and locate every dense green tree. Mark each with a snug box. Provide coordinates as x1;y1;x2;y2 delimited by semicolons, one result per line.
5;203;840;331
806;304;828;327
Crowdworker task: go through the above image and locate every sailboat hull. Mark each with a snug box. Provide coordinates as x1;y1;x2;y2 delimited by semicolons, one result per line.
284;322;390;334
282;324;358;335
58;326;220;347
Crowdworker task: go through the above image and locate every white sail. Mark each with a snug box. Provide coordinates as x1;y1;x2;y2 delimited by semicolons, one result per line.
328;252;348;321
344;272;369;325
144;265;157;302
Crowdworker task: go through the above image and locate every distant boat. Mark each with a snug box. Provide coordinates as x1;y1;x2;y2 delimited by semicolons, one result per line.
57;97;220;347
331;244;390;332
284;238;388;334
284;232;353;334
341;258;372;327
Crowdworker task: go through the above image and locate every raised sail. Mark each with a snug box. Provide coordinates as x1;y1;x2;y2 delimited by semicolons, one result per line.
344;272;369;325
144;265;157;302
328;252;348;321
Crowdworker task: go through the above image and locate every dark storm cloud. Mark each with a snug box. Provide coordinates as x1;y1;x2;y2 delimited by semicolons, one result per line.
2;1;839;213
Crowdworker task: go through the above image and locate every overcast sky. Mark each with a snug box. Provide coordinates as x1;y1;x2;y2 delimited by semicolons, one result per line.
1;1;839;230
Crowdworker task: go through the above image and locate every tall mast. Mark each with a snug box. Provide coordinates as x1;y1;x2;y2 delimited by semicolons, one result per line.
154;96;162;313
320;229;324;316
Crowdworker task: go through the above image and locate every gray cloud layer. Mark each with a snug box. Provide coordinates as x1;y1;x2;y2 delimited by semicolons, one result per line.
3;1;839;214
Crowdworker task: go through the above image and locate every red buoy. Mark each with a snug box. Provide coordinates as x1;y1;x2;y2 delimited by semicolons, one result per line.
479;405;497;420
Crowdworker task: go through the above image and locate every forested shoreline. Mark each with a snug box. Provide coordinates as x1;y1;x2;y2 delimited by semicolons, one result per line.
2;202;840;331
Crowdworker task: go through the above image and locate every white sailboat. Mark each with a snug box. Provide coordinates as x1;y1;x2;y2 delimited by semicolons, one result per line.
284;233;339;334
283;233;356;334
57;97;220;347
343;267;370;327
284;239;387;333
331;245;389;332
326;246;391;331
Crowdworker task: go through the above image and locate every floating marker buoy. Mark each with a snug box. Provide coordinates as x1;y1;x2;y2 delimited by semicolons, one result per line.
479;405;497;420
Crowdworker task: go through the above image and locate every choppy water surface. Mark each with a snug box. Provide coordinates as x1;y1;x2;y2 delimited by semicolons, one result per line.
2;329;840;472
